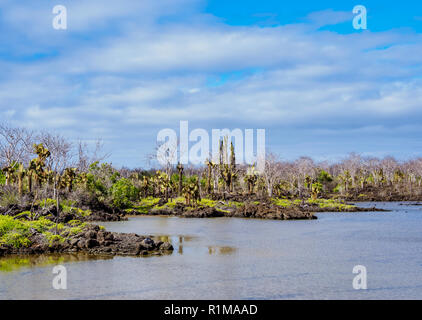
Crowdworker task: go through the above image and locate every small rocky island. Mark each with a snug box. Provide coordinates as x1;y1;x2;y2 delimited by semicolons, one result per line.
125;196;384;220
0;213;173;257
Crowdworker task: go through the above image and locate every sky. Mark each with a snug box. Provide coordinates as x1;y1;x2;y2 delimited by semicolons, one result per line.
1;0;422;167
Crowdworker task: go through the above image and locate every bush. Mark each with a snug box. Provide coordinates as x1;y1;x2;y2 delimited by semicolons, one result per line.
111;178;139;209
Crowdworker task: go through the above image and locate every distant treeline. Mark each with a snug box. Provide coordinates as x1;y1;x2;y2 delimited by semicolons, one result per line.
1;122;422;209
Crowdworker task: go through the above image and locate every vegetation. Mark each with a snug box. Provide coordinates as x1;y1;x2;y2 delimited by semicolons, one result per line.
0;122;420;231
0;215;87;248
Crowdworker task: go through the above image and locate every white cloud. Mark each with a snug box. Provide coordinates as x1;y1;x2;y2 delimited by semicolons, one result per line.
1;2;422;165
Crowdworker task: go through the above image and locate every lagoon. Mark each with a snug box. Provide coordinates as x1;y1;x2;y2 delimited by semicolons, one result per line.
1;202;422;299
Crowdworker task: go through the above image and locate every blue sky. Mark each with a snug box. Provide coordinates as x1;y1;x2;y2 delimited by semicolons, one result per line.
1;0;422;167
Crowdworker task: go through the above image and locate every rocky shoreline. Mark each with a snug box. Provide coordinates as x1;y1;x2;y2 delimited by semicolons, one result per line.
127;201;316;220
0;198;388;258
0;204;128;223
126;199;386;220
0;223;173;258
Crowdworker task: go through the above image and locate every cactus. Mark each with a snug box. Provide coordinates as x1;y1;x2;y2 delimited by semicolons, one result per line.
183;177;201;207
311;182;323;200
141;176;149;198
16;163;25;196
218;139;237;193
245;165;258;194
155;171;170;201
205;160;215;194
75;172;88;188
229;142;236;192
28;143;51;189
2;162;17;186
60;168;77;192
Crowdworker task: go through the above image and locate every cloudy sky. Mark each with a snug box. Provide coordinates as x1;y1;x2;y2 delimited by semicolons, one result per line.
1;0;422;167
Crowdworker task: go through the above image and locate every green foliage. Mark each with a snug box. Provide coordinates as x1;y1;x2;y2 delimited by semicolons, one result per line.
200;178;207;189
198;198;218;207
38;198;58;208
159;197;185;209
0;215;88;249
306;198;355;211
272;198;294;207
43;232;65;245
317;170;333;184
0;171;5;186
85;162;120;205
67;220;87;235
132;197;161;213
1;232;31;248
0;216;49;248
111;178;139;209
271;197;355;211
333;185;341;193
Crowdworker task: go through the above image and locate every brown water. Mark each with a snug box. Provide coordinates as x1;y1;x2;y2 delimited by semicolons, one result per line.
1;202;422;299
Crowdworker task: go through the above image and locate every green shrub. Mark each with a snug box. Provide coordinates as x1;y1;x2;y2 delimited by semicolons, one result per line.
0;216;31;248
38;198;58;208
0;215;88;248
317;170;333;183
111;178;139;209
84;162;121;207
132;197;161;213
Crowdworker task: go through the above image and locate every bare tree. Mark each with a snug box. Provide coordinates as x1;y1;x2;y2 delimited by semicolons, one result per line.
0;122;35;166
295;157;316;197
262;153;282;197
77;139;109;171
38;131;74;173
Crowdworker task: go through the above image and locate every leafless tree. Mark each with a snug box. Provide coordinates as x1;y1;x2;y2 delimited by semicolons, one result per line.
262;153;282;197
77;139;109;171
295;156;316;197
0;122;35;166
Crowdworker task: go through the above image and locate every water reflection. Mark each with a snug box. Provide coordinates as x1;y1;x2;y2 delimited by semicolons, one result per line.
151;234;192;255
0;253;113;273
151;234;236;256
151;235;196;243
208;246;237;255
0;234;220;273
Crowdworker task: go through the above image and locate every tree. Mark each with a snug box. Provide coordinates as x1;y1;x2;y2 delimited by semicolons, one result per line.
262;153;282;198
0;123;34;167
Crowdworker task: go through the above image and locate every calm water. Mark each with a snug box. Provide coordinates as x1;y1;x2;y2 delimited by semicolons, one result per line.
1;202;422;300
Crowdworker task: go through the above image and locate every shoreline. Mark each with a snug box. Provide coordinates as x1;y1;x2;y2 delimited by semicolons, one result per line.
0;220;173;258
0;198;389;258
